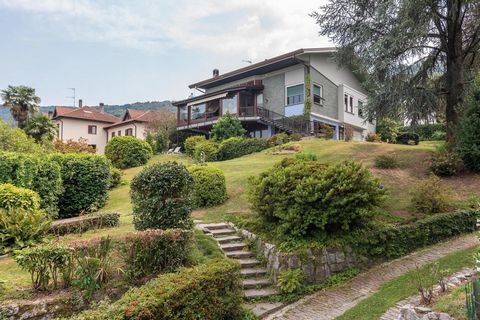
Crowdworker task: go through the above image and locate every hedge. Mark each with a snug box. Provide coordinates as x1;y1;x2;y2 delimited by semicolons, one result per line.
49;212;120;236
398;123;446;141
105;136;153;169
217;137;268;161
64;259;243;320
350;210;478;258
188;166;228;208
0;183;40;211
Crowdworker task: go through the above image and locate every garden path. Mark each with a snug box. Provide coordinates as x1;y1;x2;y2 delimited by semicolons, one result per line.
265;234;478;320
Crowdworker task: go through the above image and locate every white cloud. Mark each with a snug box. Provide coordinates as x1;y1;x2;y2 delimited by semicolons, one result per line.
0;0;331;61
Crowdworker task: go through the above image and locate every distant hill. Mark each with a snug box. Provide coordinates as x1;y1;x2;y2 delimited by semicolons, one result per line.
0;101;175;124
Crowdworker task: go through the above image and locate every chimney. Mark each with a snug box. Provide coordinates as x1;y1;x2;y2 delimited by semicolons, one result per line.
78;99;83;108
99;102;105;113
213;69;219;77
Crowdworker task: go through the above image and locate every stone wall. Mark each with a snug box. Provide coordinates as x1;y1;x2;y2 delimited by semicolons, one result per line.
231;224;370;284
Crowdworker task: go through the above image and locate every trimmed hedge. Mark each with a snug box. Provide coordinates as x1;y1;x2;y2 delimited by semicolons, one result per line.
193;140;219;162
65;259;242;320
0;183;40;211
399;123;446;141
49;212;120;236
217;137;268;161
351;210;478;258
105;136;153;169
188;166;228;208
396;132;419;145
184;135;206;157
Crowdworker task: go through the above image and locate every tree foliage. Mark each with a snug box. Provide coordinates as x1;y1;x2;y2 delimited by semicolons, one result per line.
23;114;58;143
1;85;41;128
210;112;246;141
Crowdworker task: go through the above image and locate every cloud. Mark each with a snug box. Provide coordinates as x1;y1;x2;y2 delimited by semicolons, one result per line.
0;0;331;60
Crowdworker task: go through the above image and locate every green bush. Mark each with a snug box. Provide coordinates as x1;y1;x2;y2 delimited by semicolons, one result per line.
278;269;304;294
184;135;206;156
122;229;192;280
109;168;122;188
295;152;318;161
396;132;420;145
374;155;399;169
64;259;242;320
290;133;303;141
53;154;111;218
267;133;290;147
193;140;219;162
410;176;451;213
188;166;228;208
210;112;246;141
131;162;193;230
430;151;463;177
105;136;153;169
377;118;399;143
248;159;386;241
0;183;40;211
154;131;169;153
217;137;268;161
49;212;120;236
0;208;50;254
431;130;446;141
350;210;478;258
365;133;382;142
399;123;446;141
0;120;44;153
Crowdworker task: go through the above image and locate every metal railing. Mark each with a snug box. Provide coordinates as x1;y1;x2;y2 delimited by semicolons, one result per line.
257;107;311;135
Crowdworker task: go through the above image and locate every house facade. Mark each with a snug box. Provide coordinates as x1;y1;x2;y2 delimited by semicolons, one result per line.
173;48;375;140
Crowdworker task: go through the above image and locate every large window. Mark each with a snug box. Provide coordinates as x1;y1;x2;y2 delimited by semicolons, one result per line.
88;125;97;135
206;100;220;118
358;100;364;118
191;103;206;120
313;84;323;104
125;128;133;136
179;106;188;124
256;93;264;108
344;94;354;113
222;95;237;114
286;84;304;106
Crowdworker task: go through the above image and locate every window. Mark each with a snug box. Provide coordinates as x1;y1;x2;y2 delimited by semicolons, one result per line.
358;100;364;118
88;125;97;135
344;94;349;112
206;100;220;118
349;96;354;114
286;84;304;106
88;144;96;150
313;84;323;104
256;93;264;108
179;106;188;124
191;103;206;120
222;95;237;114
111;131;116;138
125;128;133;136
344;94;354;113
117;130;121;136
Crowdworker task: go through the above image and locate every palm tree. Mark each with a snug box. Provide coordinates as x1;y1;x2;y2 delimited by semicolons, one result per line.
23;114;58;143
1;85;41;128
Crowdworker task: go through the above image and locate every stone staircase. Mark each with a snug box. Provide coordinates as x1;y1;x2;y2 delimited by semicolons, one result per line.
199;223;284;317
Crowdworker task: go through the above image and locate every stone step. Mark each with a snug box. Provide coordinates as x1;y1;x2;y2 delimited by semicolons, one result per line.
216;235;242;244
220;242;246;252
209;228;236;236
241;267;268;278
203;223;230;230
226;250;254;259
244;288;279;299
245;302;285;319
243;278;271;289
238;258;261;268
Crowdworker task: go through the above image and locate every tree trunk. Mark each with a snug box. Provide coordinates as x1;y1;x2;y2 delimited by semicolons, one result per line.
445;0;465;144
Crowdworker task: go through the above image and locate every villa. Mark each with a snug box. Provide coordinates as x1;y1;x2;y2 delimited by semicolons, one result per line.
173;48;375;140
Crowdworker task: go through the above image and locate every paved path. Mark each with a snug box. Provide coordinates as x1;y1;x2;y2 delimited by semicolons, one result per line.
266;235;478;320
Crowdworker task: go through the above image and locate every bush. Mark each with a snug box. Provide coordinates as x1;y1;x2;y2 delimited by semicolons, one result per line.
267;133;289;147
210;112;246;141
431;130;446;141
377;118;399;143
430;151;463;177
365;133;382;142
49;212;120;236
184;135;206;157
278;269;304;294
54;138;96;154
65;259;242;320
131;162;193;230
374;155;399;169
122;229;192;280
396;132;420;145
53;154;111;218
154;131;169;153
350;210;478;258
295;152;318;161
0;208;50;254
193;140;219;162
109;167;122;188
188;166;228;208
399;123;446;141
105;136;153;169
0;120;44;153
318;123;335;139
410;176;451;213
248;159;386;240
290;133;303;141
217;137;268;161
0;183;40;211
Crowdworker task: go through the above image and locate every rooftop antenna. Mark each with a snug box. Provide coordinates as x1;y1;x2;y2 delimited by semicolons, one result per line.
67;88;76;107
242;59;252;64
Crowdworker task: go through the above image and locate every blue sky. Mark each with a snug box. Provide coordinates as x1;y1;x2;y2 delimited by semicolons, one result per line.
0;0;330;106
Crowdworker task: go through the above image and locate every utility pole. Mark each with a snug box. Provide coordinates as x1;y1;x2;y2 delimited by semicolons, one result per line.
67;88;76;107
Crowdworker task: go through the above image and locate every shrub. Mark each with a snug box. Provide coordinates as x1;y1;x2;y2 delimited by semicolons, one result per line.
267;133;289;147
396;132;420;145
0;183;40;211
276;142;301;152
365;133;382;142
193;140;219;162
430;151;463;177
374;155;399;169
431;130;446;141
0;208;50;254
188;166;228;208
318;123;335;139
53;154;111;218
105;136;153;169
0;120;44;153
49;212;120;236
248;159;386;240
154;131;169;153
278;269;304;294
410;176;451;214
54;138;96;154
65;259;242;320
295;152;318;161
399;123;446;141
377;118;399;143
210;112;246;141
217;137;268;161
184;135;206;157
350;210;478;258
122;229;192;280
131;162;193;230
290;133;303;141
109;167;122;188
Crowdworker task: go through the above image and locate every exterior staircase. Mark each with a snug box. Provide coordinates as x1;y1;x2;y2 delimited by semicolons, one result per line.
256;107;311;135
199;222;284;318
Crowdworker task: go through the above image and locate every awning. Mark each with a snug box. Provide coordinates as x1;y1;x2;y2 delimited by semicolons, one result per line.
187;92;228;107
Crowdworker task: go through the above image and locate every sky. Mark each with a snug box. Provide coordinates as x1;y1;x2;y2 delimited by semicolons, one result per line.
0;0;331;106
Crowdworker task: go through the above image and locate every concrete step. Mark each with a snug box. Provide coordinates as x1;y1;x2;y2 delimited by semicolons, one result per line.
244;288;279;299
203;223;230;231
241;267;268;278
238;258;261;268
209;228;236;236
220;242;246;252
245;302;285;319
216;235;242;244
226;250;254;259
243;278;271;289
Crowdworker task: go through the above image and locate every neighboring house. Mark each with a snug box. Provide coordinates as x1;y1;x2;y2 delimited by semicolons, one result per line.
104;109;165;142
173;48;375;140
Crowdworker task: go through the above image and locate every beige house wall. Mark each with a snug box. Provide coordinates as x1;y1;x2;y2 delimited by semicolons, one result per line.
55;118;110;154
105;122;148;142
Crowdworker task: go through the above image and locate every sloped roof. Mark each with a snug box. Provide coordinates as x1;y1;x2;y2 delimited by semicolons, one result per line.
52;106;120;123
105;109;169;129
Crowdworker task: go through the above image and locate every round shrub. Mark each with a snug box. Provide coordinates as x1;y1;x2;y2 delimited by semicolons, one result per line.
410;176;451;214
365;133;382;142
131;161;193;230
396;132;420;145
290;133;303;141
105;136;153;169
248;159;386;240
210;112;246;141
188;166;228;208
430;151;463;177
374;155;399;169
267;133;289;147
431;130;446;141
184;135;206;157
193;140;219;162
109;167;123;188
0;183;40;211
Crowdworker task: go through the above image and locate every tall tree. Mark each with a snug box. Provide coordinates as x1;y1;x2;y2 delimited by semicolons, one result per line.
1;85;41;128
23;114;58;143
312;0;480;142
